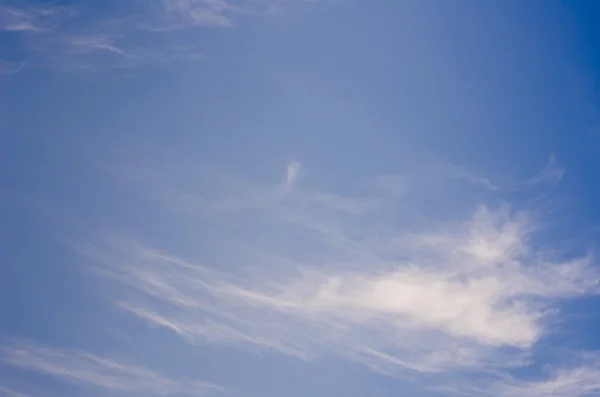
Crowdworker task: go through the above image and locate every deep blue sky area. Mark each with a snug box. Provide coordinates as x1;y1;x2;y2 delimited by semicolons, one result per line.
3;1;600;397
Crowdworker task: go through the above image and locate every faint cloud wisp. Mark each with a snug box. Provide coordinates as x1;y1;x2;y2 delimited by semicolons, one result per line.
0;340;222;396
0;0;336;71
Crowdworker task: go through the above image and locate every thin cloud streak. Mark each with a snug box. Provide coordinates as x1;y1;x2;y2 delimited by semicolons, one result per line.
0;60;27;76
440;154;565;192
0;340;222;396
518;153;565;187
447;357;600;397
497;366;600;397
0;386;32;397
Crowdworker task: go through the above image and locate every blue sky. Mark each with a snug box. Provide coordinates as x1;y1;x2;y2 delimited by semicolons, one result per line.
3;0;600;396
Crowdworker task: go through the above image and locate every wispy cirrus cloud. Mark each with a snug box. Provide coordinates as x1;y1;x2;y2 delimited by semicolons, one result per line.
76;156;600;396
0;2;76;32
442;355;600;397
159;0;244;28
0;386;32;397
0;340;222;396
0;60;27;75
0;0;335;72
0;1;202;71
496;365;600;397
441;154;565;192
519;153;565;187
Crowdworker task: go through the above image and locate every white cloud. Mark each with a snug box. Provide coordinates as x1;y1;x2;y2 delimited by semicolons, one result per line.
0;340;222;396
77;160;600;396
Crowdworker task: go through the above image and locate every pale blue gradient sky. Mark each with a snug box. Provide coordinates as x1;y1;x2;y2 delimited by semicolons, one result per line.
3;1;600;397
